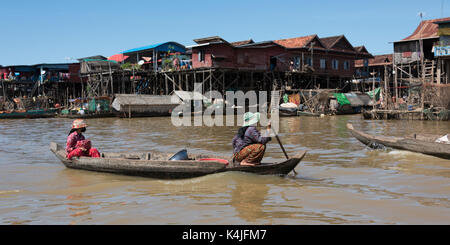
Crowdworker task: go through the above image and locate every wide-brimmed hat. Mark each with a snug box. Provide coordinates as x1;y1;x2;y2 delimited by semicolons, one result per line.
72;119;88;129
242;112;260;127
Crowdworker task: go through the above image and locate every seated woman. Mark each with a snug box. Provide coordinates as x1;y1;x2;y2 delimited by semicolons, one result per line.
66;119;100;159
232;112;271;166
67;139;100;160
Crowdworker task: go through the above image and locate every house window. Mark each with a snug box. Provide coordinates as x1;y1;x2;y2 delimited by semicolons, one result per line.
293;56;300;68
306;57;312;66
363;59;368;67
344;61;350;70
332;59;339;70
198;50;205;62
320;59;326;69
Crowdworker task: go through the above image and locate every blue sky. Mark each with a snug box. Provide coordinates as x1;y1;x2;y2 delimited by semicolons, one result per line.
0;0;448;65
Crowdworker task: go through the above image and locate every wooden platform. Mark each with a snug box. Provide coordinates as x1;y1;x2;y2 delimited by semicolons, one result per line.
362;109;424;120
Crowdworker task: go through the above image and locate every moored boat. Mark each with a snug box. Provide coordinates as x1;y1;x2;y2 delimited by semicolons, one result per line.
279;108;298;117
50;142;306;179
57;112;115;119
0;108;57;119
347;123;450;160
279;103;298;117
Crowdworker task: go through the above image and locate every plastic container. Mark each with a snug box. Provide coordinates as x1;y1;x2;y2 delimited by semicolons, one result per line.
199;158;229;165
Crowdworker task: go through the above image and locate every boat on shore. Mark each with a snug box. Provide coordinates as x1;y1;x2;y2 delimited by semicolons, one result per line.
0;108;57;119
50;142;306;179
347;123;450;160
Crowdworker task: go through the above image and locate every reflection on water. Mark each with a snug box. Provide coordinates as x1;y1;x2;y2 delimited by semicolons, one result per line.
0;115;449;224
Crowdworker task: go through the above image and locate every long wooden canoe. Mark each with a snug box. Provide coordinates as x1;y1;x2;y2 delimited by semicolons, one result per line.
0;109;57;119
50;142;306;179
347;123;450;160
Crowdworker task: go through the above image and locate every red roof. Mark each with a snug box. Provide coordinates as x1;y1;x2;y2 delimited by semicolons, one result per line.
231;39;254;47
319;35;356;52
320;35;342;49
354;46;369;53
274;35;316;48
402;17;450;41
108;54;129;62
355;54;393;67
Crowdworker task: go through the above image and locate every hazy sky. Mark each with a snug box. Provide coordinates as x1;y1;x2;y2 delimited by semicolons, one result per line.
1;0;448;65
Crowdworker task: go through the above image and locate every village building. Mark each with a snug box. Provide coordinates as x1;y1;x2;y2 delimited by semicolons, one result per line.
354;54;393;92
364;17;450;120
0;63;79;105
392;17;450;110
188;34;372;94
432;18;450;84
393;17;450;88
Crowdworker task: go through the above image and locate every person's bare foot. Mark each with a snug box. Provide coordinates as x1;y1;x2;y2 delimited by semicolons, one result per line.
240;160;256;166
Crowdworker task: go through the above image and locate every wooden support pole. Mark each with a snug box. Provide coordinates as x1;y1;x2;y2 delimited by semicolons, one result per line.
165;73;168;95
178;73;182;91
431;60;435;83
394;65;398;105
222;71;225;94
172;73;176;92
185;73;189;91
209;69;212;92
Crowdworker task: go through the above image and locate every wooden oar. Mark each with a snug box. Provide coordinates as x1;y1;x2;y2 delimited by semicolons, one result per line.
270;127;297;175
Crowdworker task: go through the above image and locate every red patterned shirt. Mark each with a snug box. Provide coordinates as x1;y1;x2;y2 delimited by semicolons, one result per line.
66;131;85;153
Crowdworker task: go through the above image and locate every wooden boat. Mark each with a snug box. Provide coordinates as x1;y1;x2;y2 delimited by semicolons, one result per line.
347;123;450;160
57;112;115;119
0;109;57;119
50;142;306;179
279;108;298;117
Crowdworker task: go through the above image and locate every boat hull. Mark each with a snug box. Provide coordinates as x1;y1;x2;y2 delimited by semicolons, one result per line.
0;109;57;119
50;142;306;179
347;123;450;160
57;112;115;119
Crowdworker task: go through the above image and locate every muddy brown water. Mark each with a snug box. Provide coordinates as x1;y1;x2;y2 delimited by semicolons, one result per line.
0;115;449;224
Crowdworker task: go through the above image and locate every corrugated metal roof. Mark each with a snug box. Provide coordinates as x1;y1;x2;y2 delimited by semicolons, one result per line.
400;17;450;42
231;39;254;47
236;40;281;48
185;42;224;48
193;36;228;44
172;91;207;101
78;55;107;61
112;94;181;106
121;42;186;54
